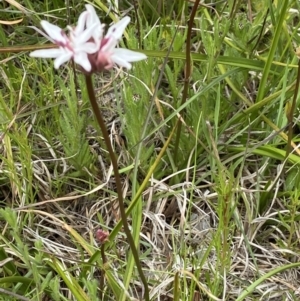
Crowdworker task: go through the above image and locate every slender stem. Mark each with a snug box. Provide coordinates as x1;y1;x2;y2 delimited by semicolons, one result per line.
99;244;106;300
286;58;300;157
133;0;142;48
85;75;149;301
249;7;269;54
173;0;200;163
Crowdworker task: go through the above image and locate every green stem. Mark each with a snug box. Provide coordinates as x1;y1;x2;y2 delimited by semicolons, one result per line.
85;75;149;301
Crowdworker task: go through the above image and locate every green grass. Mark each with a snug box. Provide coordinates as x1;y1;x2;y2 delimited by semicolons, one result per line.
1;0;300;300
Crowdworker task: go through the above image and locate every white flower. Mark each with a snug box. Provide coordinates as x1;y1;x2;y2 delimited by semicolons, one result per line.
90;16;147;71
29;4;147;73
30;6;101;71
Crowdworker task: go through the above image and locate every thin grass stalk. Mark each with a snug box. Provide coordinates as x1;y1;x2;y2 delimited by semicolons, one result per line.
236;262;300;301
249;8;269;54
0;44;57;53
85;75;149;301
229;0;242;19
173;0;200;163
133;0;142;48
286;58;300;157
0;288;30;301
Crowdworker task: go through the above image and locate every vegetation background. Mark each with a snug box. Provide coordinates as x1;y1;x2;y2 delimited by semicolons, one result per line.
1;0;300;300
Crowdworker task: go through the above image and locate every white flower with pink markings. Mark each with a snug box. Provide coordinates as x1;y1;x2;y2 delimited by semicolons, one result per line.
30;5;147;73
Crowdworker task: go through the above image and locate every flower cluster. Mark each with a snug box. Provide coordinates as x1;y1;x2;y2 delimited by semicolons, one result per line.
30;4;147;73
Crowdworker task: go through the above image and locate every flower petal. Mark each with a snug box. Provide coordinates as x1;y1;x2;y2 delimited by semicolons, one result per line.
74;10;88;35
85;4;103;40
53;51;73;68
74;52;91;71
77;21;99;44
110;49;147;69
29;48;65;58
75;42;99;53
111;56;132;69
101;36;117;52
40;20;66;44
106;16;130;41
112;48;147;62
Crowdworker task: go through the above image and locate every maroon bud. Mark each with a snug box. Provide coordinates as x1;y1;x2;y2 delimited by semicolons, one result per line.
95;229;109;244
